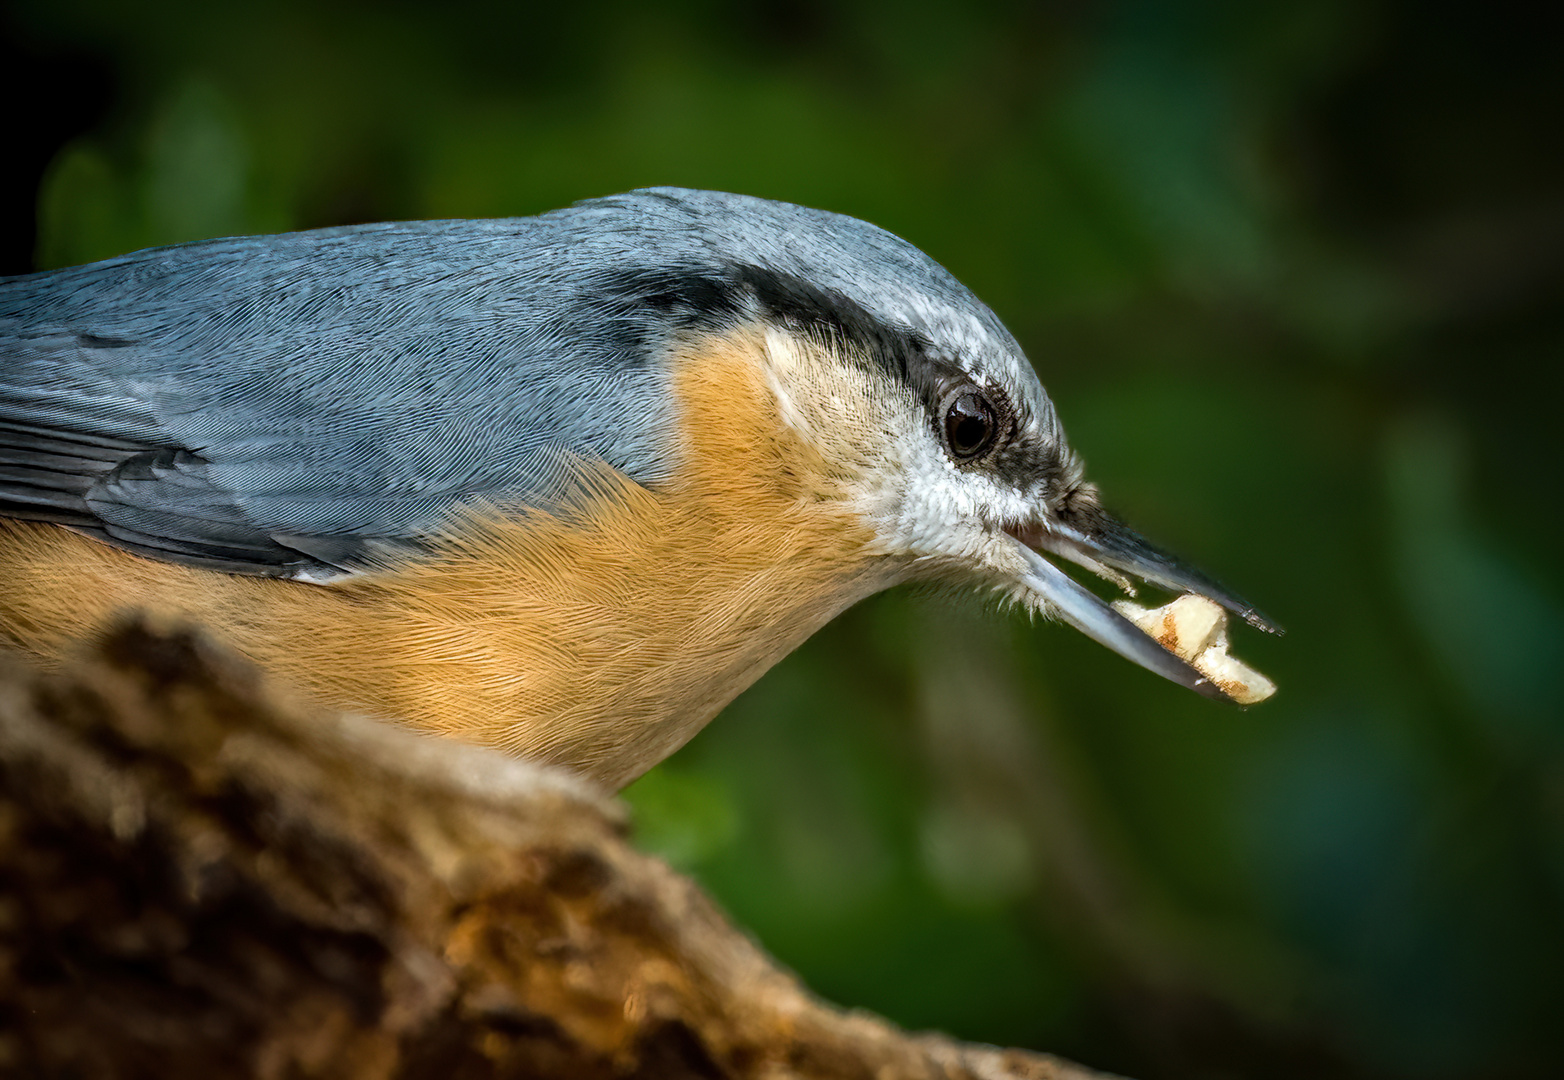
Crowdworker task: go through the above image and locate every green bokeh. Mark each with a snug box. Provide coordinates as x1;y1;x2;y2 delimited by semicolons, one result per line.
8;1;1560;1076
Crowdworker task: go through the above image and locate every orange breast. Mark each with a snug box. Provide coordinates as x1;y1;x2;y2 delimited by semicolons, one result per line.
0;325;895;788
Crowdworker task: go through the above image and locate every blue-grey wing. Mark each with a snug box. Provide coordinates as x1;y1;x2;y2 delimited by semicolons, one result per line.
0;218;680;578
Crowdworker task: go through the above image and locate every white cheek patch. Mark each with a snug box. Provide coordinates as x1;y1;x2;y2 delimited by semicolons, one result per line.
862;425;1038;569
753;324;1045;578
759;326;815;438
755;326;909;506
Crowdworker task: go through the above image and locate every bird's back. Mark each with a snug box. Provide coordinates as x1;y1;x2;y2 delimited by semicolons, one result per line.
0;214;694;577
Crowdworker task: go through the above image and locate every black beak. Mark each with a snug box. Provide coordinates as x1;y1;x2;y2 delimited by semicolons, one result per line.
1007;513;1281;702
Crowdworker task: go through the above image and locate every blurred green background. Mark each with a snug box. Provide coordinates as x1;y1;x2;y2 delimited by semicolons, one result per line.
5;1;1560;1076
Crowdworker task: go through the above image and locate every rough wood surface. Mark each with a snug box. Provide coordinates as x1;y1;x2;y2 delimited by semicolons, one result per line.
0;620;1117;1080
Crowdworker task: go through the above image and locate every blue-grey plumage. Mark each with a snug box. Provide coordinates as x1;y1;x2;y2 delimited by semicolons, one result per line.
0;188;1277;787
0;189;1033;575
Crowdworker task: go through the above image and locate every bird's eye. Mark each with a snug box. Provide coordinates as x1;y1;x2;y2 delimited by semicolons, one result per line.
942;389;1000;461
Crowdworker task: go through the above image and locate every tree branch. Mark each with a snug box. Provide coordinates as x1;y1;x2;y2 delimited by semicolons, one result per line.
0;620;1118;1080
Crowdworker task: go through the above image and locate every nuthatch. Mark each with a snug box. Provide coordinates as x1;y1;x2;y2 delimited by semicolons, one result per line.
0;188;1277;788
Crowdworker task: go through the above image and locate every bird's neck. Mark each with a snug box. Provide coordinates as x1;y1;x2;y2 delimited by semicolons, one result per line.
330;328;898;786
0;326;902;789
332;471;890;786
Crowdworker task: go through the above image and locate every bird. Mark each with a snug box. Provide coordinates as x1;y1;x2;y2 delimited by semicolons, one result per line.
0;188;1278;789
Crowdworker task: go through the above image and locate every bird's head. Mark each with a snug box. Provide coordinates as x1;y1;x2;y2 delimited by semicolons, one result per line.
594;189;1280;700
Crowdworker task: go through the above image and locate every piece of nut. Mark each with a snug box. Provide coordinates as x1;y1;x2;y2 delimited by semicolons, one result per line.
1112;593;1277;705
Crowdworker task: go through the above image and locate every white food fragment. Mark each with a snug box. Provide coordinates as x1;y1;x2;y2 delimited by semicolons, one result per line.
1112;593;1277;705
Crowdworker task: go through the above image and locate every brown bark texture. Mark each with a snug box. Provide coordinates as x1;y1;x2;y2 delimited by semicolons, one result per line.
0;620;1117;1080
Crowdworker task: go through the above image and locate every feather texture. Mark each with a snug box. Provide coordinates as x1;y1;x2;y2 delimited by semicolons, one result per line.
0;326;903;787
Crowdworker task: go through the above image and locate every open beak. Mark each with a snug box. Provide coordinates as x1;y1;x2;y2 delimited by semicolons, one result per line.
1006;514;1282;703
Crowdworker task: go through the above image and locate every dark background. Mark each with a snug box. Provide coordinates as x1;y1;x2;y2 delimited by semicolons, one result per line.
4;1;1561;1077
